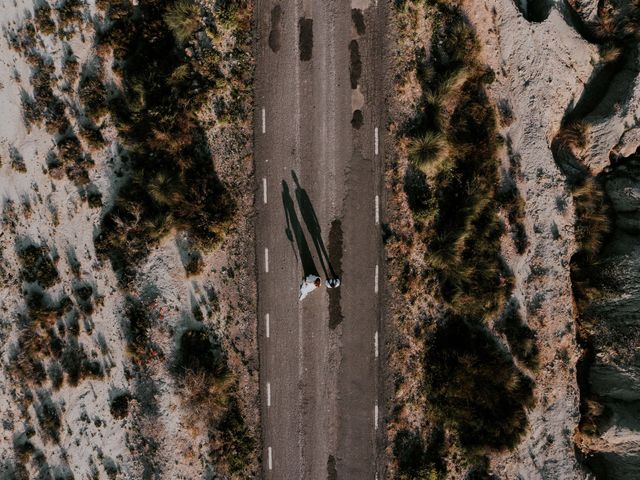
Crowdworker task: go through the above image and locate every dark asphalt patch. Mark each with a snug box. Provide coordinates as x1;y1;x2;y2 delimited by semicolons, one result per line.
268;4;282;52
328;219;343;330
327;455;337;480
349;40;361;89
351;109;363;129
299;18;313;61
351;8;366;35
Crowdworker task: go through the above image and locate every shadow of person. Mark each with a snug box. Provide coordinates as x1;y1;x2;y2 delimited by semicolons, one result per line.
291;171;335;278
282;180;318;277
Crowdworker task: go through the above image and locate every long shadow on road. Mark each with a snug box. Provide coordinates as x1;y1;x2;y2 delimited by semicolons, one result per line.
292;171;336;279
282;180;318;277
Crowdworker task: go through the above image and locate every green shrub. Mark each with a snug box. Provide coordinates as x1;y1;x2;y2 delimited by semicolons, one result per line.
109;391;131;419
35;392;61;441
95;0;235;282
175;327;226;375
424;315;534;450
16;243;59;288
163;0;200;43
61;338;103;385
216;398;255;475
78;60;108;122
122;296;153;363
34;2;56;35
572;177;610;259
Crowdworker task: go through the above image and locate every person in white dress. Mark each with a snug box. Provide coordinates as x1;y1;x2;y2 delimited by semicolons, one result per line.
299;275;321;300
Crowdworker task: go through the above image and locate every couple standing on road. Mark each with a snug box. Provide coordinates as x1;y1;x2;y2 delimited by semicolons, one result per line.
281;171;341;301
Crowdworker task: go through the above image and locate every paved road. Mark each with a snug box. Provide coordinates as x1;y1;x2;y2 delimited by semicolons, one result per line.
254;0;387;477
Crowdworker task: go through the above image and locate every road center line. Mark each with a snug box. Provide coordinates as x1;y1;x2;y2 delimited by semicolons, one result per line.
374;404;379;430
263;177;268;204
262;107;266;134
374;264;379;294
265;313;270;338
375;331;379;358
375;195;379;225
268;446;273;470
374;127;379;155
266;381;271;407
264;248;269;273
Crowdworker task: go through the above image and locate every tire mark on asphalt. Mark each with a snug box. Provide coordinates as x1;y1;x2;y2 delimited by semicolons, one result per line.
351;109;363;129
269;4;282;52
349;39;361;89
351;8;366;35
299;17;313;61
329;219;343;329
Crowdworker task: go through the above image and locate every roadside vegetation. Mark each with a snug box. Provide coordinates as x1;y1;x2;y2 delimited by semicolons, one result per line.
91;0;256;474
388;1;535;476
93;0;245;282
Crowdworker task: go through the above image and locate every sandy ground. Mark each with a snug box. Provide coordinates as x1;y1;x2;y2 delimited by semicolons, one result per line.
0;0;258;478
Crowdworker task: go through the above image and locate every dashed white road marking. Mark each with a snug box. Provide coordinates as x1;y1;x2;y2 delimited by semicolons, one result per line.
265;248;269;273
265;313;270;338
375;195;379;225
374;264;379;294
268;446;273;470
374;331;379;358
374;404;378;430
263;177;268;204
262;107;266;134
266;382;271;407
374;127;379;155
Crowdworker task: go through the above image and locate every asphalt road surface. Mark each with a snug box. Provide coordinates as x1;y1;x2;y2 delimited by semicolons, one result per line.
254;0;387;477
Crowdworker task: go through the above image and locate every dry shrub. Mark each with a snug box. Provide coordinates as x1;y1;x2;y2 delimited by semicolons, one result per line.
17;243;59;287
572;177;610;259
180;369;234;430
95;0;237;282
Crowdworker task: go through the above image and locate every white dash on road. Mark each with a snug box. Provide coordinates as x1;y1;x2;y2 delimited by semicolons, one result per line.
266;381;271;407
375;331;379;358
375;195;379;225
265;313;270;338
374;127;379;155
374;264;379;294
262;107;266;134
264;248;269;273
374;404;379;430
263;177;268;204
268;446;273;470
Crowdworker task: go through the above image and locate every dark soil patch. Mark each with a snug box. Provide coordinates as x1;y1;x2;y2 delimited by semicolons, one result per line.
351;109;363;129
328;219;343;330
268;4;282;53
327;455;337;480
351;8;366;35
299;17;313;61
349;40;361;89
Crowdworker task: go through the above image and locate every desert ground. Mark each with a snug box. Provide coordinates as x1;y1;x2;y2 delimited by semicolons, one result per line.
0;0;639;479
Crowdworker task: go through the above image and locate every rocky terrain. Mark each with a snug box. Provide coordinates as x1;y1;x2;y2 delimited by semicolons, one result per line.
385;0;640;479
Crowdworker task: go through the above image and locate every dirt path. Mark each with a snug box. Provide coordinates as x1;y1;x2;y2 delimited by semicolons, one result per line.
254;0;387;477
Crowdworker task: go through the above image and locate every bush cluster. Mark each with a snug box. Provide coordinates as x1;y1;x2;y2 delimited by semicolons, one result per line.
94;0;236;282
396;2;536;465
17;243;59;287
424;315;534;450
404;3;510;319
